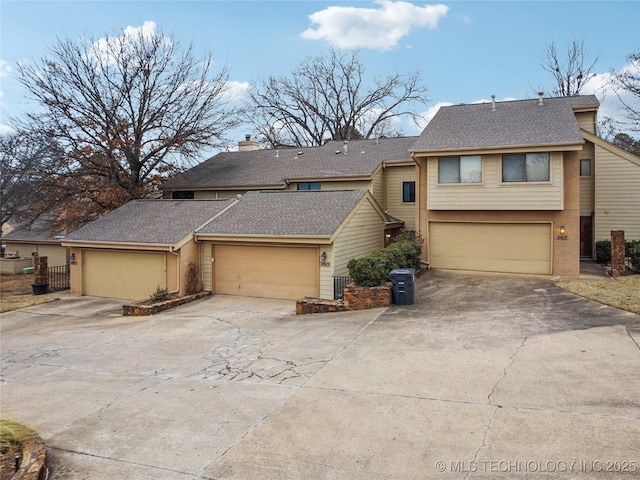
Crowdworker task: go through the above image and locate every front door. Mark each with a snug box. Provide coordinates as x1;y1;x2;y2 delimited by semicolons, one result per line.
580;216;593;257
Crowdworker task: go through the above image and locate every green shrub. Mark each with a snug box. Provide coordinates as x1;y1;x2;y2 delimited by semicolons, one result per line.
595;240;611;264
627;240;640;272
347;235;423;286
347;256;389;287
149;286;170;303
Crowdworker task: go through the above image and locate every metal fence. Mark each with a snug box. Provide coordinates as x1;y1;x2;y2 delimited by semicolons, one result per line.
333;276;353;300
48;264;70;291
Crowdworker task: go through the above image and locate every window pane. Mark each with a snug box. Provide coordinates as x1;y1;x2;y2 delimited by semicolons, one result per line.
297;182;320;190
439;157;460;183
526;153;549;182
460;156;482;183
403;181;415;202
502;154;525;182
580;159;592;176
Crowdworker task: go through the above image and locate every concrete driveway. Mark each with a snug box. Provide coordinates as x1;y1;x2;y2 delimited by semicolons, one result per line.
1;271;639;479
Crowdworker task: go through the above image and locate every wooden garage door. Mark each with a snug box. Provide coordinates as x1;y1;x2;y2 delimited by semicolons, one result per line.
429;222;552;274
83;250;166;300
214;245;318;300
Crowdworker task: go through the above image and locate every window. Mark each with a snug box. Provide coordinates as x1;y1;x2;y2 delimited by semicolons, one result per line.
297;182;321;191
172;191;194;199
502;153;550;182
580;159;592;177
438;156;482;183
402;181;415;202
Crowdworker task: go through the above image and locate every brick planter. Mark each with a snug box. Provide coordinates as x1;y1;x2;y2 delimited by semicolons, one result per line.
123;291;211;316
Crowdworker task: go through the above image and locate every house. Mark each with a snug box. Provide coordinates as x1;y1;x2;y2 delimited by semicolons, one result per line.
161;135;418;233
1;215;69;267
63;199;234;300
61;94;640;302
62;190;387;301
410;94;640;277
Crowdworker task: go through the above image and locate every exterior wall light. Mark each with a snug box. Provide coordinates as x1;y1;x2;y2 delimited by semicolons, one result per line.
70;253;75;262
560;225;566;235
320;251;327;262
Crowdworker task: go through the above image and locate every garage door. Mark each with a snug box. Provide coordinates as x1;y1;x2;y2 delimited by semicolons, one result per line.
429;222;552;274
83;250;166;300
214;245;318;300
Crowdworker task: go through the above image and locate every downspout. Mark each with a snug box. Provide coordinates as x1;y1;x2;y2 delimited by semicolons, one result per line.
168;248;180;295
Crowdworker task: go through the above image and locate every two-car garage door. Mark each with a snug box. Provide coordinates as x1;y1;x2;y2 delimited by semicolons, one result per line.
213;245;318;300
429;222;552;275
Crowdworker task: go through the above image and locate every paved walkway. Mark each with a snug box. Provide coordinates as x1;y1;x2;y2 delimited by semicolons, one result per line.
1;272;639;479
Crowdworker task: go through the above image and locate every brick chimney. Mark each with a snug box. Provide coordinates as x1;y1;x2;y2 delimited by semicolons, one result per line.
238;134;260;152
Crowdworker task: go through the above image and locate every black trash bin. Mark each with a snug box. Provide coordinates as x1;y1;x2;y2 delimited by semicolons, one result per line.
390;268;415;305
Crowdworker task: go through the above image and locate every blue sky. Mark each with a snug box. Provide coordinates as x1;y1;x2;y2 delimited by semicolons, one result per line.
1;0;638;148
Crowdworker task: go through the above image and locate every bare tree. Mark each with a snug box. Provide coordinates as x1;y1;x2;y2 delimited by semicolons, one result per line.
609;49;640;132
245;49;429;147
15;26;240;228
540;38;598;97
0;130;64;234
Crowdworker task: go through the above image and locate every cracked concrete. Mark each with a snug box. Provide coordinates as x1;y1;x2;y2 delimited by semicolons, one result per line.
1;271;639;479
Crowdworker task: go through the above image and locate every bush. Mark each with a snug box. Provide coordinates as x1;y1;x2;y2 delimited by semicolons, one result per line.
347;256;389;287
627;240;640;272
347;235;423;286
149;286;170;303
595;240;611;264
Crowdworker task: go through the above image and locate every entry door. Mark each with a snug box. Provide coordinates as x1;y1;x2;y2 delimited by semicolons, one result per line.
580;216;593;257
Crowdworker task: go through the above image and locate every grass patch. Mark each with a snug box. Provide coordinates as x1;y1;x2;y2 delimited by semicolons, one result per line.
556;275;640;314
0;274;58;313
0;419;39;478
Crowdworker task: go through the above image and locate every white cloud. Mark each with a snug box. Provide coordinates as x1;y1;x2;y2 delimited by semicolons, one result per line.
0;123;14;135
222;80;251;102
88;21;170;65
301;1;449;51
0;59;12;77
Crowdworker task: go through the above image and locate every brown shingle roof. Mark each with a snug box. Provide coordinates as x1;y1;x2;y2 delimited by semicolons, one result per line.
64;199;233;245
411;95;599;153
162;136;417;190
197;190;370;237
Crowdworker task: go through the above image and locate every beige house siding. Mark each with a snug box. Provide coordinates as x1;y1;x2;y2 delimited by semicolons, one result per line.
427;153;564;210
371;169;385;205
594;144;640;240
318;244;334;299
2;242;68;267
575;111;597;134
332;199;385;278
385;165;417;231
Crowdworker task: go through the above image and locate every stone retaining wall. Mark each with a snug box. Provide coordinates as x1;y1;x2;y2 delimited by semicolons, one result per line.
123;291;211;316
296;283;392;315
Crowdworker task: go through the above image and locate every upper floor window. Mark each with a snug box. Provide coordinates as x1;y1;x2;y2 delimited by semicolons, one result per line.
438;155;482;184
402;181;415;202
297;182;321;191
172;191;195;199
580;159;592;177
502;153;550;182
